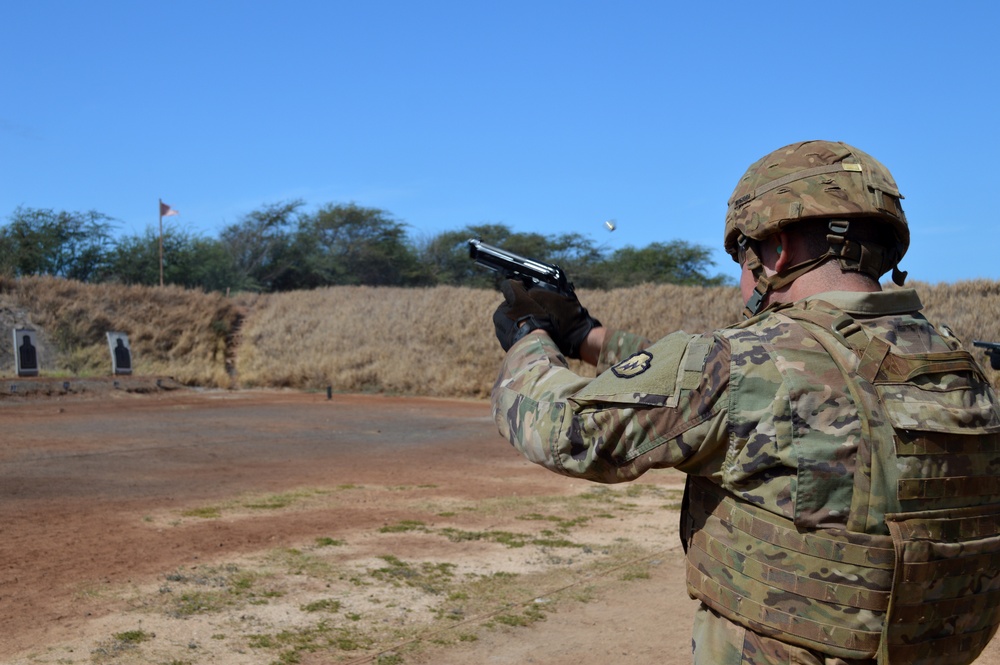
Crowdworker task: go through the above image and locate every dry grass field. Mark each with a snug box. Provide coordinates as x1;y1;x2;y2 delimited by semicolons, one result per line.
2;275;998;392
0;276;243;387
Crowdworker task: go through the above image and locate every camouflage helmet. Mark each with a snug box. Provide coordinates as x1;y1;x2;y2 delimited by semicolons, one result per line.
724;140;909;270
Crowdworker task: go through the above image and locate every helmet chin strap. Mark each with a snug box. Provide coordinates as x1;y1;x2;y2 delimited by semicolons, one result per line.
739;220;908;319
742;250;831;319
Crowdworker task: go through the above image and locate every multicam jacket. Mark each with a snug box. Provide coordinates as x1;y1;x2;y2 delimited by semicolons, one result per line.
491;289;1000;665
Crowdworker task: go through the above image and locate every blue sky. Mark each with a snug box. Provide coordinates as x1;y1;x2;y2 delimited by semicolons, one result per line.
2;2;997;285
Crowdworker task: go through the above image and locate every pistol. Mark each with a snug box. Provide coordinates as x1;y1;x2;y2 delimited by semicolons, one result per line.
973;340;1000;371
468;238;574;296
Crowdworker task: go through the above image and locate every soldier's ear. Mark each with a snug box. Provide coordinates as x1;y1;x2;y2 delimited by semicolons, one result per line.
773;232;793;272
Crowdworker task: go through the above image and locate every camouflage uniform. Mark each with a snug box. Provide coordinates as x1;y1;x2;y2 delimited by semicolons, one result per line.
492;289;1000;664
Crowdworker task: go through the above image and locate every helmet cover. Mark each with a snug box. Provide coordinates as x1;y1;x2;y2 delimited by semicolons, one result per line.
724;140;909;269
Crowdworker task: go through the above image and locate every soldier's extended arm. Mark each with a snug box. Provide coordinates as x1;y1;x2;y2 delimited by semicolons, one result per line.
490;328;730;483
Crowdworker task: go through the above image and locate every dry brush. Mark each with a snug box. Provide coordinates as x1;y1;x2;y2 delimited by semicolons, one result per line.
1;276;998;396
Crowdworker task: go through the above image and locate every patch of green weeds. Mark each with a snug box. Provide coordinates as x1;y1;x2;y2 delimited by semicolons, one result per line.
440;570;523;620
661;489;685;510
162;565;282;616
532;537;586;548
249;620;374;663
249;592;283;606
623;484;650;498
483;531;529;547
577;483;682;511
91;629;154;661
179;488;335;519
491;603;546;628
248;634;276;649
619;564;652;581
172;590;233;616
180;506;222;519
165;564;235;585
438;527;585;550
114;629;153;644
492;613;528;627
268;548;334;577
570;584;597;603
438;528;529;548
377;653;404;665
578;487;616;501
243;488;329;511
315;537;345;547
230;572;255;591
369;555;456;595
517;513;589;532
555;516;590;530
379;519;428;533
301;598;340;613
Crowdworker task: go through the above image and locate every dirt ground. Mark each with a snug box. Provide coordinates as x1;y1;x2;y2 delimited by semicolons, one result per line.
2;384;998;665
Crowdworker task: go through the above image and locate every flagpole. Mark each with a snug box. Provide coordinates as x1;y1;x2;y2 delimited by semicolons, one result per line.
158;199;164;287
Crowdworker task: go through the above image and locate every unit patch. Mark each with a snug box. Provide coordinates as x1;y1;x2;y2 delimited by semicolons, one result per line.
611;350;653;378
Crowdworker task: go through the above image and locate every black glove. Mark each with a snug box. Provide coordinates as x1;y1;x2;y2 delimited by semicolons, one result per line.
525;285;601;359
493;280;556;352
492;279;601;358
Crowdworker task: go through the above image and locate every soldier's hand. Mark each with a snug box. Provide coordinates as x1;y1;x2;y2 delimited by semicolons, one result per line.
492;280;556;352
523;286;602;360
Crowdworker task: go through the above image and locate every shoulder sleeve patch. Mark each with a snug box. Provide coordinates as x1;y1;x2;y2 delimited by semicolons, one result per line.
611;351;653;378
571;331;698;407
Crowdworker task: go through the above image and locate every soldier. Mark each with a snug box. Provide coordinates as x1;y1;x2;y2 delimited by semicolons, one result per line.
490;140;1000;664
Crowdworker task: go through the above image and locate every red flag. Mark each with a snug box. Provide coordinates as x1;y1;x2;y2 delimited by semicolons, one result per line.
160;201;179;217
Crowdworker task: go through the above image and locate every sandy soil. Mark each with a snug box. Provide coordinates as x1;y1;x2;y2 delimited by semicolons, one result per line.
1;386;998;665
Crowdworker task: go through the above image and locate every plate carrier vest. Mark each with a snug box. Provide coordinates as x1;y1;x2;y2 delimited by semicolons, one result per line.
683;299;1000;664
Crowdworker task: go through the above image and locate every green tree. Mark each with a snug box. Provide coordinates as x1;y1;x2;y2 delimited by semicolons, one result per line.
1;207;116;281
422;224;607;289
182;236;243;292
598;241;729;287
418;224;516;288
103;226;240;291
292;203;430;287
103;229;161;286
539;232;606;289
219;200;303;292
